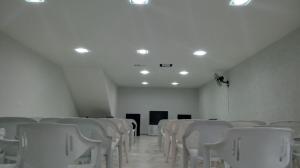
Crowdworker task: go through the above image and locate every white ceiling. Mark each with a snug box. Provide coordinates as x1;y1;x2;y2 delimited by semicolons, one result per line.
0;0;300;88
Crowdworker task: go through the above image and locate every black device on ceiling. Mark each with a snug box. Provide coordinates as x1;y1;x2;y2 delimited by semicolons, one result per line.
160;64;173;68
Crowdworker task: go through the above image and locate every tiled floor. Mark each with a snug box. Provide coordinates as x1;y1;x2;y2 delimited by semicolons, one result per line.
123;136;171;168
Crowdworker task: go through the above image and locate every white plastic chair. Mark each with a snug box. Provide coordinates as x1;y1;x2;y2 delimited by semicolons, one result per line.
270;121;300;167
163;120;178;162
18;123;103;168
230;120;266;127
158;119;168;152
204;127;293;168
170;119;196;167
182;120;232;168
107;119;129;163
126;119;137;147
96;118;124;168
58;118;114;168
270;121;300;138
120;119;131;153
39;118;66;123
0;117;37;164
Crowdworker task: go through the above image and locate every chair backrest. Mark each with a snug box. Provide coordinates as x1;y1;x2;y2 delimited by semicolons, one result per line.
121;119;131;133
107;118;129;134
164;120;178;136
174;120;195;143
212;127;292;168
126;119;136;130
270;121;300;138
39;118;65;123
158;119;168;135
18;123;98;168
95;118;121;141
0;117;37;140
57;118;110;143
183;120;232;153
230;120;266;127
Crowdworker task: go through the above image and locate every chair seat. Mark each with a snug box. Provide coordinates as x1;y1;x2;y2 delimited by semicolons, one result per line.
188;148;220;160
3;155;17;163
69;163;96;168
0;164;17;168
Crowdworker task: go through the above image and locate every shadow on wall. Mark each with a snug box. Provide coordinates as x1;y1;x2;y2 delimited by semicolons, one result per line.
79;109;111;118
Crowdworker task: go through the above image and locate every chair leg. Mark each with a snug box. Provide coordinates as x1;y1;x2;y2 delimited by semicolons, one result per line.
190;157;197;168
171;146;177;167
183;149;189;168
124;139;129;163
118;144;123;168
106;148;113;168
166;140;171;163
203;147;210;168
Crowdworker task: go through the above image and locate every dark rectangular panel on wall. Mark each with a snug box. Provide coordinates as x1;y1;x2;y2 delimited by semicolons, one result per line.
149;111;168;125
177;114;192;119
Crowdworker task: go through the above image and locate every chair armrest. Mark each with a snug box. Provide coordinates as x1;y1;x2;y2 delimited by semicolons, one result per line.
0;139;19;148
75;128;103;146
203;141;224;150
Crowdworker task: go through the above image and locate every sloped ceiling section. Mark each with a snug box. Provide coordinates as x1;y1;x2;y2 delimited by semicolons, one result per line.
64;67;117;117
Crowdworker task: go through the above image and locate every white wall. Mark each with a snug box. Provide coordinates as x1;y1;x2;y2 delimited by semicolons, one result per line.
198;82;229;120
117;88;199;134
64;67;118;117
104;75;118;117
198;28;300;122
0;32;77;117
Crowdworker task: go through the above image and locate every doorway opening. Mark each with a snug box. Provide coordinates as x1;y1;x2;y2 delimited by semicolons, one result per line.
126;114;141;136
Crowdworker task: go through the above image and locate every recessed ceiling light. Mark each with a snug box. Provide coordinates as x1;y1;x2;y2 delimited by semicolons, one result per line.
179;71;189;76
74;47;90;54
25;0;45;3
129;0;149;5
140;70;150;75
137;49;149;55
142;81;149;85
193;50;207;57
171;82;180;86
229;0;251;6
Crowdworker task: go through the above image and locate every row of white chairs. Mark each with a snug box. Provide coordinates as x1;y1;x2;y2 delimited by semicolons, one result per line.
158;119;300;168
0;117;137;168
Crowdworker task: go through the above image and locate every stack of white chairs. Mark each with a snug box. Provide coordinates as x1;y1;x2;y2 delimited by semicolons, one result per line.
170;119;196;167
270;121;300;167
107;119;130;164
158;119;168;152
96;118;123;168
157;119;296;168
203;127;293;168
162;119;178;162
0;116;138;168
0;117;37;166
182;120;232;168
230;120;266;127
57;118;114;168
18;123;103;168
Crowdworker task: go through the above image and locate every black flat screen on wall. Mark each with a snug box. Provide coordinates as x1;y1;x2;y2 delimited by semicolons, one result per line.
149;111;168;125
